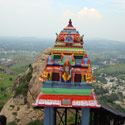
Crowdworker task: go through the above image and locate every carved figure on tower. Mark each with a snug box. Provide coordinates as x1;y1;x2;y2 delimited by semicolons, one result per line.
61;58;72;83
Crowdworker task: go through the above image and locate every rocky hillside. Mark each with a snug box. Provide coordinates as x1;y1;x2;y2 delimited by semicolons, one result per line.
0;66;17;75
0;48;52;125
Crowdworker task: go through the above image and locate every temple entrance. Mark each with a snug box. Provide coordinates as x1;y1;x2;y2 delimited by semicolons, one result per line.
74;74;81;82
52;73;59;81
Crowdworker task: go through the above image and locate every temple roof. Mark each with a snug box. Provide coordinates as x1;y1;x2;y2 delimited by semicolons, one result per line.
100;102;125;117
55;19;83;43
64;19;76;30
60;19;78;32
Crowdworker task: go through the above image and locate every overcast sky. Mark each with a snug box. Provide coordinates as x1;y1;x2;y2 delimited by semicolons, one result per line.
0;0;125;42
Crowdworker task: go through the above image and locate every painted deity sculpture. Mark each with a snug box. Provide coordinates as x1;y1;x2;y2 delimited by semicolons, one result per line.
61;58;72;83
86;66;96;84
39;71;48;82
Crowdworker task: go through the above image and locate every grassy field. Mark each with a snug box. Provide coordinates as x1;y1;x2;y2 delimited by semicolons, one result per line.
95;64;125;77
0;72;17;110
7;56;34;73
10;60;33;73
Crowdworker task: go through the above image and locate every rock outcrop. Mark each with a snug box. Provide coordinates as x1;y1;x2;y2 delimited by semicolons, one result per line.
0;48;52;125
0;66;17;75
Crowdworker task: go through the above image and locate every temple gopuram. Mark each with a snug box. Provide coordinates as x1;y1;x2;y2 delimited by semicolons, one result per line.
32;20;125;125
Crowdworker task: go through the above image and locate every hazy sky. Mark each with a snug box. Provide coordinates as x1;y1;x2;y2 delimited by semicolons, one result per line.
0;0;125;41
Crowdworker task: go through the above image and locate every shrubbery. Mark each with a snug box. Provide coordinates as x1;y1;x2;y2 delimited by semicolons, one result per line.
28;120;43;125
8;121;16;125
14;65;33;98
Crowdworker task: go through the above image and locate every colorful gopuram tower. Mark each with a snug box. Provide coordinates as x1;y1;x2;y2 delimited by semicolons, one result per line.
33;19;100;125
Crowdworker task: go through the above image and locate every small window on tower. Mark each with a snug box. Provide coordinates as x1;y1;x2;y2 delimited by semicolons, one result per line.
74;74;81;82
52;73;59;81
